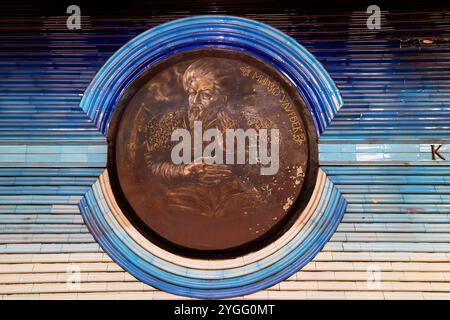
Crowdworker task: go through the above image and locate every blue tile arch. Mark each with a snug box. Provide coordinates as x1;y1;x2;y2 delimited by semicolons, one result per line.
80;15;343;135
78;15;346;298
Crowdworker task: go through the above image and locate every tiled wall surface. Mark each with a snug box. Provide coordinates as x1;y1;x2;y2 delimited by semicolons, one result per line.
1;2;450;299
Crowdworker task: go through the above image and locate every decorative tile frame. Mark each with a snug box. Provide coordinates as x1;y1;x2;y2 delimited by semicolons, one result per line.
78;15;346;298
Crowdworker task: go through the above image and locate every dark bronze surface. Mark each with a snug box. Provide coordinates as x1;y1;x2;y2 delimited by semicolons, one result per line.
108;49;318;258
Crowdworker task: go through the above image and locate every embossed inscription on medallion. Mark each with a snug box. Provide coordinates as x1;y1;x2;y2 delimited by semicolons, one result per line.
108;50;317;255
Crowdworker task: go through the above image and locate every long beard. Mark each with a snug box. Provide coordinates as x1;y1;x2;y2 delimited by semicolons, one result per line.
188;105;213;128
188;107;202;126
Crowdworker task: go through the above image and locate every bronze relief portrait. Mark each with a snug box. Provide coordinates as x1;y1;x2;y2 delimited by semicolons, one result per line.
108;50;318;257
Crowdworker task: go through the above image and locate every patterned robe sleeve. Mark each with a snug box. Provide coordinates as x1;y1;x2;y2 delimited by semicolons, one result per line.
143;110;187;180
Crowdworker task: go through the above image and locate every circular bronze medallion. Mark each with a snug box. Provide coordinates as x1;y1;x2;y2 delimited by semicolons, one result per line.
108;49;318;258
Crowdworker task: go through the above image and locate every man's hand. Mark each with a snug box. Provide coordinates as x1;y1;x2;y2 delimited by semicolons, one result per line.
183;163;232;185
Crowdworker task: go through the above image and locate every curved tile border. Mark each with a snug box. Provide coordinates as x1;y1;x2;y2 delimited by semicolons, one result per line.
80;169;345;298
80;15;342;135
78;15;346;298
